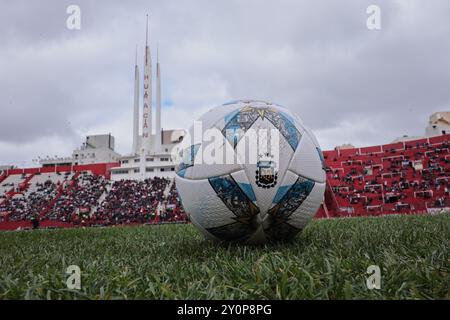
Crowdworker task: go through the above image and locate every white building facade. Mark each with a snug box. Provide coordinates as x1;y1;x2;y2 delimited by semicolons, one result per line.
110;129;185;180
40;134;121;167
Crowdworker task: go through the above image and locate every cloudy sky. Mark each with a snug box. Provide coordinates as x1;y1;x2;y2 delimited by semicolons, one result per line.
0;0;449;167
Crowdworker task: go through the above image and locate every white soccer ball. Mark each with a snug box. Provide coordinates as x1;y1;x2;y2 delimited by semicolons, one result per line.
175;100;325;244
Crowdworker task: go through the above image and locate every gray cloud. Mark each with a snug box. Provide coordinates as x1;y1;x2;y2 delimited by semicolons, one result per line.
0;0;449;166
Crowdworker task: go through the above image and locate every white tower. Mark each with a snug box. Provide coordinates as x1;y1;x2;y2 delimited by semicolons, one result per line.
132;46;140;155
141;15;152;155
156;45;162;152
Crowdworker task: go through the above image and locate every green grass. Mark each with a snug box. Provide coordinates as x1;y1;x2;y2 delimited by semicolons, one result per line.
0;214;449;300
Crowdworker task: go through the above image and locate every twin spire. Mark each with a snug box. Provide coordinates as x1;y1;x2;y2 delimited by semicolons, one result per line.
131;15;162;156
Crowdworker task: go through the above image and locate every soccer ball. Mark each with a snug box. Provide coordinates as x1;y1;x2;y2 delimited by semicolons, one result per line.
175;100;325;244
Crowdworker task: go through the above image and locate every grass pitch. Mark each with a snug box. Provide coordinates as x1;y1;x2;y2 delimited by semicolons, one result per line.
0;214;448;300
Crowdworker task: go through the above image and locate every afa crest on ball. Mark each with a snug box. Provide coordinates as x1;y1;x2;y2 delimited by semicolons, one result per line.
175;100;326;244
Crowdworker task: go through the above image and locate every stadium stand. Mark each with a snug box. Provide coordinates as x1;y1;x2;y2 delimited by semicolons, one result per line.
44;172;107;223
92;177;188;226
0;173;29;196
322;134;450;217
0;135;449;230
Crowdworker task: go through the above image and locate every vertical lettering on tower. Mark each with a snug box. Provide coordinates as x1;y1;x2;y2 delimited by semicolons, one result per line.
142;52;151;142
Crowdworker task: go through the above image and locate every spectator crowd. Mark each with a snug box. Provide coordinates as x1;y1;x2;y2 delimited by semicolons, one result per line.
0;173;188;227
